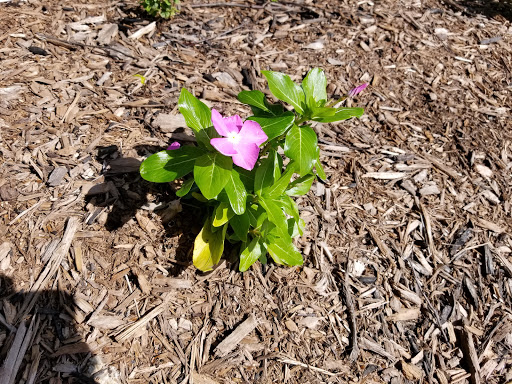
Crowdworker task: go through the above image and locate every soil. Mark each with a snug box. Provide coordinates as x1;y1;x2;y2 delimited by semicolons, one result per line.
0;0;511;383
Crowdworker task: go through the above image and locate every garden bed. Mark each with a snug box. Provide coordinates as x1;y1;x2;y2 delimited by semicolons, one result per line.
0;0;511;383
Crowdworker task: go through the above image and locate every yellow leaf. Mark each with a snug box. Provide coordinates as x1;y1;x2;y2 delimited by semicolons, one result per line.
133;74;146;85
193;219;227;271
213;202;234;227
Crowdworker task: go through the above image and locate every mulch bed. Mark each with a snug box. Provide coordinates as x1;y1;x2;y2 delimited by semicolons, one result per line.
1;0;511;383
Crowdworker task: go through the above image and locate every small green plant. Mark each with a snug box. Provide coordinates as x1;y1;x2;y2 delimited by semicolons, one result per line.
140;69;367;272
140;0;180;19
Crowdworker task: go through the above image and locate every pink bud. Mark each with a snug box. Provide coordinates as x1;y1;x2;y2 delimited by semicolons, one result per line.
348;83;368;98
167;142;181;150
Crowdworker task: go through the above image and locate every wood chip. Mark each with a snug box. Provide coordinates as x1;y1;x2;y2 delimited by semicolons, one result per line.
387;308;421;321
214;315;259;357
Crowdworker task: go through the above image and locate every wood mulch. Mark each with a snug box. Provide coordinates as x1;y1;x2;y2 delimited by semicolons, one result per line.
1;0;511;383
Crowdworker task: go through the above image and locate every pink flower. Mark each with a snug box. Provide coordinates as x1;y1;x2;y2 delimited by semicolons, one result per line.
167;142;181;150
210;109;267;171
348;83;368;98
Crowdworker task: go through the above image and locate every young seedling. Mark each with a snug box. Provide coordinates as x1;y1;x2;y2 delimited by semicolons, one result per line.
140;0;180;19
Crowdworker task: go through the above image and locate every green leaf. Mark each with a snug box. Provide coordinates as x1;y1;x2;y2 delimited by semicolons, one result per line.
140;147;204;183
266;234;303;266
277;195;302;235
193;218;227;272
213;202;234;227
254;153;277;196
237;168;256;192
284;125;318;176
287;218;304;238
310;106;336;118
247;112;295;142
312;107;364;123
176;178;194;197
259;218;276;237
259;197;288;236
239;237;267;272
271;150;282;180
224;169;247;215
230;211;250;242
178;88;212;132
237;90;270;112
249;103;284;118
261;70;306;115
195;126;220;150
247;204;266;229
194;153;233;200
227;231;242;243
286;174;315;196
302;68;327;110
264;162;296;198
192;192;208;202
216;189;229;204
314;151;327;181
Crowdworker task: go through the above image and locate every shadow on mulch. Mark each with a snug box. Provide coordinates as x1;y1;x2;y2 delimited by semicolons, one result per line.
85;145;205;277
444;0;512;21
0;274;96;384
85;145;253;276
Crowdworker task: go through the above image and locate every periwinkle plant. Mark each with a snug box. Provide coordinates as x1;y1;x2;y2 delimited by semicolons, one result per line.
140;69;366;272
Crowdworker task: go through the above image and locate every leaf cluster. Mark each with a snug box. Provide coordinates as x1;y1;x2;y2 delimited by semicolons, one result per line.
140;68;364;272
140;0;180;19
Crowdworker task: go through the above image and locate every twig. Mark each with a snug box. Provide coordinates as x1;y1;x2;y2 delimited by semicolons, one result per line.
359;337;397;362
337;269;359;361
189;2;265;9
277;354;337;376
458;320;481;384
115;294;173;342
35;33;138;59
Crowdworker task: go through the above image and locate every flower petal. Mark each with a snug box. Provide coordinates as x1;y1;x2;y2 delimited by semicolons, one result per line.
167;142;181;150
211;138;237;156
224;115;242;131
239;120;268;147
232;142;260;170
212;109;239;137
